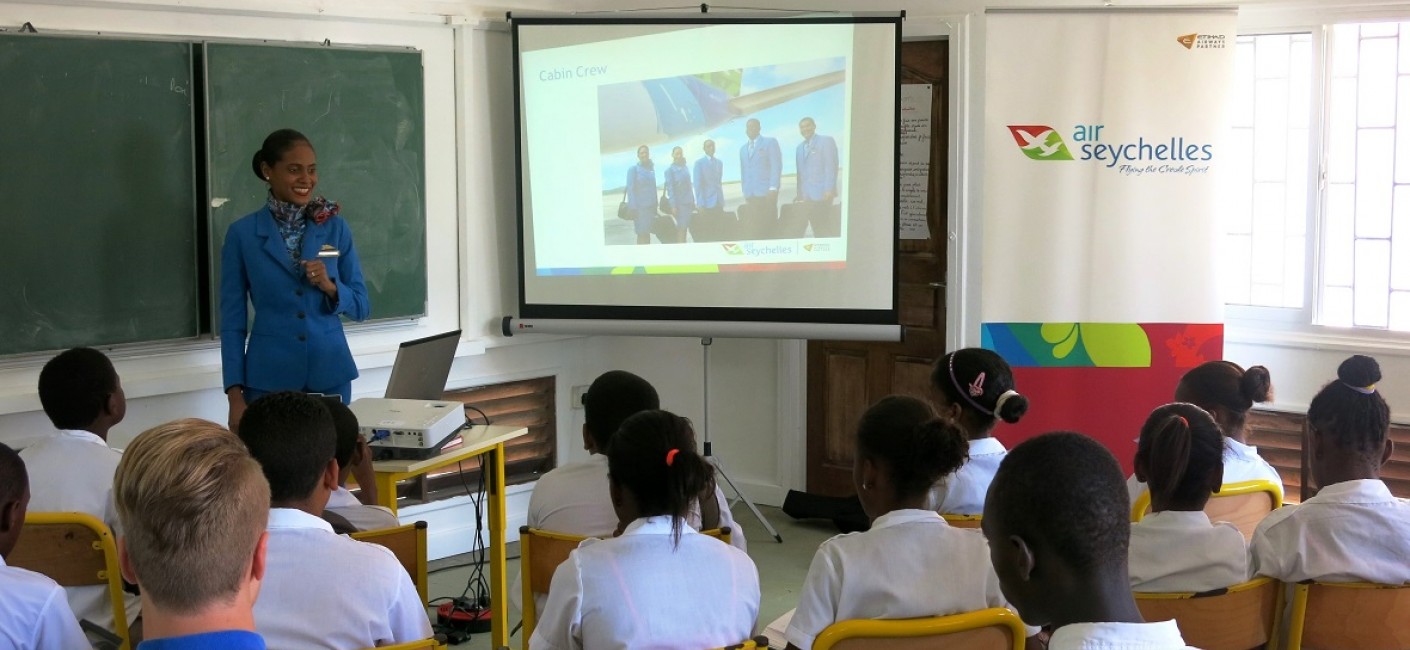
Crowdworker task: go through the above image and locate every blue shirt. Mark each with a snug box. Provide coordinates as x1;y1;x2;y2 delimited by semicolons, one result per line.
693;155;723;209
665;162;695;214
139;631;266;650
795;133;839;201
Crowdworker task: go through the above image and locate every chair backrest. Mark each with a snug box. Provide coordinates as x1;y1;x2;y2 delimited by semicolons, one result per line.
518;524;735;650
1286;581;1410;650
715;635;771;649
350;520;428;604
1131;480;1282;540
812;608;1027;650
1133;576;1280;650
941;514;982;529
359;636;442;650
9;512;130;650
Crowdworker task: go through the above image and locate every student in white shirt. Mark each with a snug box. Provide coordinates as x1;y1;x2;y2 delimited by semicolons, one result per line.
322;400;398;533
1128;403;1248;593
529;410;759;650
1127;361;1282;505
0;443;88;650
927;348;1028;515
238;392;432;649
18;346;140;633
984;433;1197;650
113;420;271;650
1251;355;1410;584
783;396;1036;650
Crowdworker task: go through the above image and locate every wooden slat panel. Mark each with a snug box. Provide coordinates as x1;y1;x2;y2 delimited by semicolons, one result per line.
1247;410;1410;503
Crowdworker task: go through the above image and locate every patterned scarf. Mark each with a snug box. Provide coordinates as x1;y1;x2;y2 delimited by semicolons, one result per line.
265;193;340;264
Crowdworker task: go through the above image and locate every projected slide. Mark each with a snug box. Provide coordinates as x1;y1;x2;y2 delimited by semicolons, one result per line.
516;19;897;317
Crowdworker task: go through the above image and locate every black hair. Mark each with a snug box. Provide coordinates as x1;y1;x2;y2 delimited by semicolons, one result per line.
931;348;1028;433
855;395;969;498
583;371;660;451
250;128;312;181
987;432;1129;572
0;443;26;507
1178;361;1272;437
607;410;713;545
1136;403;1224;508
1307;355;1390;456
237;391;336;503
38;347;119;430
326;400;360;470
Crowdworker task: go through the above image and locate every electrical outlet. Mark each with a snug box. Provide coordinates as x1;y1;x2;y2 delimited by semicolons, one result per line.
570;384;590;409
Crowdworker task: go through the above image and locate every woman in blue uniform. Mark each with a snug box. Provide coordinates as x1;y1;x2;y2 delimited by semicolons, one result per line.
222;129;370;429
664;146;695;243
626;145;658;245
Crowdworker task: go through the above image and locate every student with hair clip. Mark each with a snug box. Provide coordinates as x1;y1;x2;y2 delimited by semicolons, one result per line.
1128;403;1248;593
529;410;759;650
928;348;1029;515
1251;355;1410;584
783;395;1037;650
1128;360;1281;504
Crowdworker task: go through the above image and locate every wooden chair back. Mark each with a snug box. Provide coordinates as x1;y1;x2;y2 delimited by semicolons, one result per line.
359;636;445;650
1134;576;1280;650
1287;581;1410;650
350;520;428;604
812;608;1026;650
1131;480;1282;540
941;514;982;529
9;512;130;650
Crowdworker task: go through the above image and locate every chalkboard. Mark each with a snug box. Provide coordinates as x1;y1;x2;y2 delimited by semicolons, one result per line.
206;42;428;323
0;34;200;356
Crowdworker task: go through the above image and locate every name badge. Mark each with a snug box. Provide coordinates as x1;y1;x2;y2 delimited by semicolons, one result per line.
317;245;340;259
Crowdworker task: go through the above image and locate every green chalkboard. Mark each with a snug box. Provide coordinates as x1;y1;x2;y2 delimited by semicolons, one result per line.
0;34;199;356
206;42;428;323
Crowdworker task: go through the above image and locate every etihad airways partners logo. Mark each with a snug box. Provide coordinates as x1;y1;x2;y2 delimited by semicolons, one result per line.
1006;125;1074;161
1177;33;1227;50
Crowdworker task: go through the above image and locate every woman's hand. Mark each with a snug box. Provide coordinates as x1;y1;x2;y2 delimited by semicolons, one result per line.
301;260;337;297
227;387;247;433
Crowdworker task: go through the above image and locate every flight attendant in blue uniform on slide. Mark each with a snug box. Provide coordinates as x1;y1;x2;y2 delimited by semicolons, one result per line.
222;129;371;430
626;145;658;245
665;146;695;243
739;118;781;239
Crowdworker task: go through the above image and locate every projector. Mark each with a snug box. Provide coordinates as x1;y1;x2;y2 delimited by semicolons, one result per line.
349;398;465;460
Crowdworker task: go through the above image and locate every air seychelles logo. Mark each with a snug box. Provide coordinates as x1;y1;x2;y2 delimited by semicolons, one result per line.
1006;123;1214;175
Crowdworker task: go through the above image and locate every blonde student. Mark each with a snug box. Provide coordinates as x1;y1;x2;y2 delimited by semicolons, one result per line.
1128;403;1248;593
529;410;759;650
784;395;1037;650
928;348;1029;515
1251;355;1410;584
1127;361;1281;505
0;443;88;650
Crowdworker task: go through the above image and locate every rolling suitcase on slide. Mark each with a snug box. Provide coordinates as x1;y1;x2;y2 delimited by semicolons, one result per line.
810;203;842;238
689;208;738;243
737;200;775;241
776;202;810;238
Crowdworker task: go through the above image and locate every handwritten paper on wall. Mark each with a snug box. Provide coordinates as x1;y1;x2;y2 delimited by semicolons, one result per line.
899;84;933;240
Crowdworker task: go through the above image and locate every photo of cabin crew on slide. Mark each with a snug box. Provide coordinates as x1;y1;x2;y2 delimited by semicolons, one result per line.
597;58;846;245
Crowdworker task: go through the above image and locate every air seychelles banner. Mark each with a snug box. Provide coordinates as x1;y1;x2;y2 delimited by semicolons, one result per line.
982;10;1236;471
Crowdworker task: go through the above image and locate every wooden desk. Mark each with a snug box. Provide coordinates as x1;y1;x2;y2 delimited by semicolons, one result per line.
372;424;528;649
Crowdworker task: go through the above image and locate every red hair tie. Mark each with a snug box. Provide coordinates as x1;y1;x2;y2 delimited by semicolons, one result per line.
665;448;680;466
1177;416;1189;427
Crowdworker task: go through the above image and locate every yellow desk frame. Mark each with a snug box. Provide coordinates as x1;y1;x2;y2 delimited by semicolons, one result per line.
372;424;529;649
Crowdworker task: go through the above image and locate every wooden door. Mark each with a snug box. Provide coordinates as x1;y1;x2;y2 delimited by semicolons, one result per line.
805;39;950;496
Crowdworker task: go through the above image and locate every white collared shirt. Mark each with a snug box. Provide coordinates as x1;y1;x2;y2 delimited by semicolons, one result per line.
1126;437;1285;505
0;556;88;650
528;516;759;650
324;486;400;532
785;509;1033;650
1251;478;1410;583
254;508;432;649
929;437;1007;515
1048;621;1196;650
18;429;140;631
1129;510;1248;593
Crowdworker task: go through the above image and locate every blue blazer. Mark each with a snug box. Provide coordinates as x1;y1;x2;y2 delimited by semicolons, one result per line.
796;134;839;201
220;208;371;392
693;155;723;209
739;136;781;198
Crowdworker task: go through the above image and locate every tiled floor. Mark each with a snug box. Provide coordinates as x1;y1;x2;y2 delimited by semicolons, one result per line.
426;504;838;649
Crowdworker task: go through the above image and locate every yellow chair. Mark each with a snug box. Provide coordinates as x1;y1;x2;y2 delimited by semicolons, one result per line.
350;520;428;604
812;608;1027;650
1131;480;1282;539
359;636;447;650
1133;576;1281;650
1285;581;1410;649
518;525;732;650
8;512;131;650
715;635;771;649
941;513;982;529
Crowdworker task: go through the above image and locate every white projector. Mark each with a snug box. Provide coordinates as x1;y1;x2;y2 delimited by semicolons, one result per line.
349;398;465;460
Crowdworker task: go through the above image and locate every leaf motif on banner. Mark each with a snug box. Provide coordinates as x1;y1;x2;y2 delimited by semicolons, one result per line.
1041;323;1080;359
1080;323;1152;367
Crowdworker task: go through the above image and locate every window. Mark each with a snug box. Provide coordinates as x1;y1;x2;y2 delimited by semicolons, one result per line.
1227;22;1410;331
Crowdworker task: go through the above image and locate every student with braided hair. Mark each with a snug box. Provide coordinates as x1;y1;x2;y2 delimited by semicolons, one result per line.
1251;355;1410;583
928;348;1029;515
1127;403;1248;593
783;396;1037;650
529;410;758;650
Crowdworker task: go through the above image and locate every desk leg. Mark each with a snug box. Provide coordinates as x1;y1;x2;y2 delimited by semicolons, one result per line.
376;472;401;517
489;443;508;648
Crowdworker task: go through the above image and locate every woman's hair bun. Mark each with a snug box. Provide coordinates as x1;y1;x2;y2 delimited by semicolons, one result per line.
995;391;1029;424
1240;365;1273;404
1338;355;1382;388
